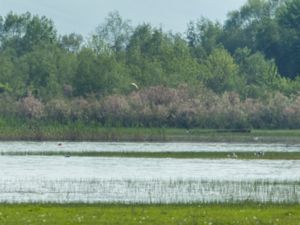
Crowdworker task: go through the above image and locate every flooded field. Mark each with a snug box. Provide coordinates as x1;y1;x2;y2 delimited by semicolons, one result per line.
0;156;299;181
0;155;299;203
0;141;299;203
0;179;299;204
0;141;299;153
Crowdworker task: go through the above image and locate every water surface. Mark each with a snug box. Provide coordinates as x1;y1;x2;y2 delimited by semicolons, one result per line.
0;156;299;181
0;142;299;153
0;155;299;203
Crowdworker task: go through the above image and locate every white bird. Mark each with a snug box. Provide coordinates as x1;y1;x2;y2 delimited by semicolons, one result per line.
131;82;139;90
228;152;238;159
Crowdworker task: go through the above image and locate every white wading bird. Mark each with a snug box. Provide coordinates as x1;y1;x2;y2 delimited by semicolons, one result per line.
131;82;139;90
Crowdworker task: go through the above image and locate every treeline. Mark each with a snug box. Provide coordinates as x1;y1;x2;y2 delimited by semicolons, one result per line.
1;0;300;128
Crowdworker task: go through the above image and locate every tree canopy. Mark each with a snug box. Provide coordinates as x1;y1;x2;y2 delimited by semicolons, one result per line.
1;1;300;128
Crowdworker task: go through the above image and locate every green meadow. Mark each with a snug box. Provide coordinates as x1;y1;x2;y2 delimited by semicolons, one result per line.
0;204;299;225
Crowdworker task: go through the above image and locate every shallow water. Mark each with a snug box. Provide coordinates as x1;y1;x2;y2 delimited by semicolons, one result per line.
0;141;299;203
0;141;299;153
0;179;298;204
0;156;299;181
0;156;299;203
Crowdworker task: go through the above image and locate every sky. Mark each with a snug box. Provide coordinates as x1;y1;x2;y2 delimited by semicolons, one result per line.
0;0;247;37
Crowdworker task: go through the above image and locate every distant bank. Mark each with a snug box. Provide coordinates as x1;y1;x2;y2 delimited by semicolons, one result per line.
0;125;300;143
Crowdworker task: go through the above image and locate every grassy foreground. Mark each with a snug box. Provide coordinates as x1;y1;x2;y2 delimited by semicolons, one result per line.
0;204;299;225
5;151;300;160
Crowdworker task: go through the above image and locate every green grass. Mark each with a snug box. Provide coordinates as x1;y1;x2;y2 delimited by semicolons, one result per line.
4;151;300;160
1;123;300;142
0;204;299;225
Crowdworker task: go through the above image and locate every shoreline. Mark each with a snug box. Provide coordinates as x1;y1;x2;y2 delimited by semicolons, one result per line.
0;127;300;143
3;151;300;160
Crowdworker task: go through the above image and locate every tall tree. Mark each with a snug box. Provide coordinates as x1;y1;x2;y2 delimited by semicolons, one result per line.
276;0;300;77
59;33;83;53
186;18;222;59
1;12;57;54
92;11;132;53
199;48;243;93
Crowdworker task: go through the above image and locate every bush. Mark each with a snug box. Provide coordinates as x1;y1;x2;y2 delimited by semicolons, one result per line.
1;85;300;129
17;94;44;119
45;99;71;122
100;95;130;126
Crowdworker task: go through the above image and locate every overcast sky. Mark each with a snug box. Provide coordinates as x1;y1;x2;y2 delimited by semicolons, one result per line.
0;0;247;37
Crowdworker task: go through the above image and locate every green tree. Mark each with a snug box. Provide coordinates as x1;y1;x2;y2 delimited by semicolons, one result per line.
59;33;83;53
126;24;163;86
1;12;57;54
22;14;57;52
0;48;28;96
186;18;222;59
199;48;243;93
0;50;14;93
276;0;300;77
93;11;132;53
73;48;129;96
20;44;60;98
234;47;280;97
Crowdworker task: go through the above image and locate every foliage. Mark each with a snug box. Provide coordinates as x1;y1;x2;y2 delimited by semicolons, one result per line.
17;94;44;119
0;6;300;128
92;11;132;53
199;48;242;93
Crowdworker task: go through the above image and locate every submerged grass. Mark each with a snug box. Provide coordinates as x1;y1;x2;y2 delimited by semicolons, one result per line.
1;179;299;204
0;203;299;225
4;151;300;160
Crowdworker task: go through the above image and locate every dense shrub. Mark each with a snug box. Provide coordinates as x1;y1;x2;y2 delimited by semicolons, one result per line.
45;99;71;122
100;95;130;126
1;85;299;129
17;95;44;119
